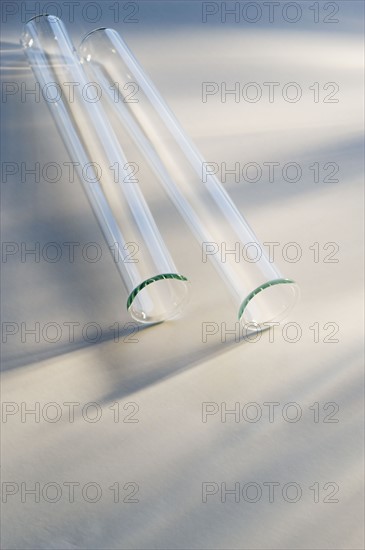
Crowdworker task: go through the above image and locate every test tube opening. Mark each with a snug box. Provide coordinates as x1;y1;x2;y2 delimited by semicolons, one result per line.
239;279;300;327
127;274;189;324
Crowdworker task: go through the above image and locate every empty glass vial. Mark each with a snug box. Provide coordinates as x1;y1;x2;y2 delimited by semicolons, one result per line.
21;16;189;324
79;28;299;326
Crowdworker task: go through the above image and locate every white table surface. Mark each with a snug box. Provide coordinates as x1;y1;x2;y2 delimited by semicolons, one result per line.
1;2;364;549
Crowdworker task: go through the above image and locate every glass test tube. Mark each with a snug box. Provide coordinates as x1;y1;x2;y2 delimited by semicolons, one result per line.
78;28;299;326
21;16;188;324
